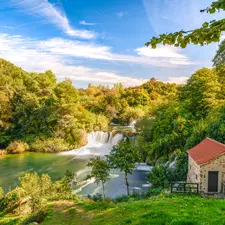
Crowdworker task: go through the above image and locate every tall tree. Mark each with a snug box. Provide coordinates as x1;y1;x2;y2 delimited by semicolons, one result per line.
145;0;225;48
107;139;142;195
87;157;110;198
179;68;221;118
213;39;225;67
212;40;225;98
208;105;225;143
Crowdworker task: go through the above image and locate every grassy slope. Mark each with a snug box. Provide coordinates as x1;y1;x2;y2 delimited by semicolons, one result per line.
1;195;225;225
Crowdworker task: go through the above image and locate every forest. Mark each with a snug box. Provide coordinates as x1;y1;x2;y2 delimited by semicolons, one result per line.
1;39;225;176
0;57;177;154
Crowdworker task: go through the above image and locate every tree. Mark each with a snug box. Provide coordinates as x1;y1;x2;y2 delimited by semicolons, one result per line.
65;170;76;188
145;0;225;48
185;119;209;150
19;172;52;212
208;105;225;143
87;157;110;198
213;39;225;67
179;68;221;119
107;139;142;195
212;41;225;98
147;165;169;188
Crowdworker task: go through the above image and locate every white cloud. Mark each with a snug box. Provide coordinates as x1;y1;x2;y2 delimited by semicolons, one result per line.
117;12;128;17
79;20;96;26
136;46;186;59
0;33;147;87
38;38;194;67
167;76;189;84
0;33;195;87
10;0;96;39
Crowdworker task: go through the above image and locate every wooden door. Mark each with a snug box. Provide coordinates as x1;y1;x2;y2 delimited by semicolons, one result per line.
208;171;218;192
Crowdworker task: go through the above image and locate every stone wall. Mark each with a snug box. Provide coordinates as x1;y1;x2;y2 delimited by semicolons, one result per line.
200;153;225;193
187;155;200;184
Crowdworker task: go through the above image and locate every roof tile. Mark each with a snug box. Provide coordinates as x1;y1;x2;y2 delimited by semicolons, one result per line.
187;137;225;165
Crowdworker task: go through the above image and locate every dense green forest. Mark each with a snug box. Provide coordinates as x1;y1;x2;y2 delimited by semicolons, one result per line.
1;35;225;170
136;65;225;164
0;58;177;153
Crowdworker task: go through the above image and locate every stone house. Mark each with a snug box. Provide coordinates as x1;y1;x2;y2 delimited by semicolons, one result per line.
187;137;225;193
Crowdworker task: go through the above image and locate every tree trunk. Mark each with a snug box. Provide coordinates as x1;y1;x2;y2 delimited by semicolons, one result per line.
125;173;130;196
102;181;105;199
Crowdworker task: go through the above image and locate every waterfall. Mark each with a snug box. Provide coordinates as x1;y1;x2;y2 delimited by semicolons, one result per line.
109;133;123;146
87;131;110;145
135;163;152;172
169;157;177;169
60;131;123;156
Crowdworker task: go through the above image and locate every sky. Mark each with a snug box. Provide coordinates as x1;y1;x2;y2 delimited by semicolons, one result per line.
0;0;224;87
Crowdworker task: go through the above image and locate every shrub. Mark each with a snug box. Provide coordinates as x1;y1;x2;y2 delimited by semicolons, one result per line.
147;165;169;188
23;208;49;224
30;138;69;153
71;129;87;147
87;193;103;202
147;188;164;197
0;187;26;213
6;140;28;154
51;176;72;198
113;195;130;203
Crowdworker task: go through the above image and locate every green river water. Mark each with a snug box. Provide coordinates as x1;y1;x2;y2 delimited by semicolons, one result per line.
0;131;150;197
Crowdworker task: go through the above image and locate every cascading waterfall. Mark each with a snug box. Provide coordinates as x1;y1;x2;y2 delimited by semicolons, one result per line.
60;130;150;196
61;131;123;156
60;131;123;195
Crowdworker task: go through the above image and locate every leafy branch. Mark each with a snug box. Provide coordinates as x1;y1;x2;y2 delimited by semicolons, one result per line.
145;0;225;49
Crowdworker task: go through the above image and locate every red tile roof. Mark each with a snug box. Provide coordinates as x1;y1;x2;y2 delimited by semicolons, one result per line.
187;137;225;165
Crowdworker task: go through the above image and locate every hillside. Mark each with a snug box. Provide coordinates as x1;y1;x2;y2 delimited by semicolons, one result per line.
1;195;225;225
0;58;178;153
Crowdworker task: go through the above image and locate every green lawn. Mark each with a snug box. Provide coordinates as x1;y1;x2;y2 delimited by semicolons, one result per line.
1;195;225;225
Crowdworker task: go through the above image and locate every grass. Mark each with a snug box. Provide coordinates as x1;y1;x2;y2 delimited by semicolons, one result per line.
1;194;225;225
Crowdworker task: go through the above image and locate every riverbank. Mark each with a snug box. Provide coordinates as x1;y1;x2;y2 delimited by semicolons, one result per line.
1;194;225;224
0;152;150;197
0;129;134;155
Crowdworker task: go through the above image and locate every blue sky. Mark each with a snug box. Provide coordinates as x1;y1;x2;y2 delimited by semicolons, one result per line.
0;0;224;87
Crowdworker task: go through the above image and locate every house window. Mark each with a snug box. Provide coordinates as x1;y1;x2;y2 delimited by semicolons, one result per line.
196;174;198;180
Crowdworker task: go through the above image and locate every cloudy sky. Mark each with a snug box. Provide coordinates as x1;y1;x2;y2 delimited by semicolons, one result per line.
0;0;224;87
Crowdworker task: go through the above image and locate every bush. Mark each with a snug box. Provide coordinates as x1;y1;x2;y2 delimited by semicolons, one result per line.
23;208;49;224
30;138;69;153
147;165;169;188
6;140;28;154
147;188;164;197
167;152;188;182
51;177;72;198
113;194;130;203
87;193;103;202
0;187;26;213
70;129;87;147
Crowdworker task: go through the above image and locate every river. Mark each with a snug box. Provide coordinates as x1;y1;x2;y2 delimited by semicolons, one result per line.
0;131;151;198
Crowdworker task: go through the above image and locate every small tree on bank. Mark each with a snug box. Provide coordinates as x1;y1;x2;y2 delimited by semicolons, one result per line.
107;139;142;196
87;157;110;198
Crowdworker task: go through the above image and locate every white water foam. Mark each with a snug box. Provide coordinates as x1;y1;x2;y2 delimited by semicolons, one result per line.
169;157;177;169
60;131;123;156
135;163;152;172
73;177;95;195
